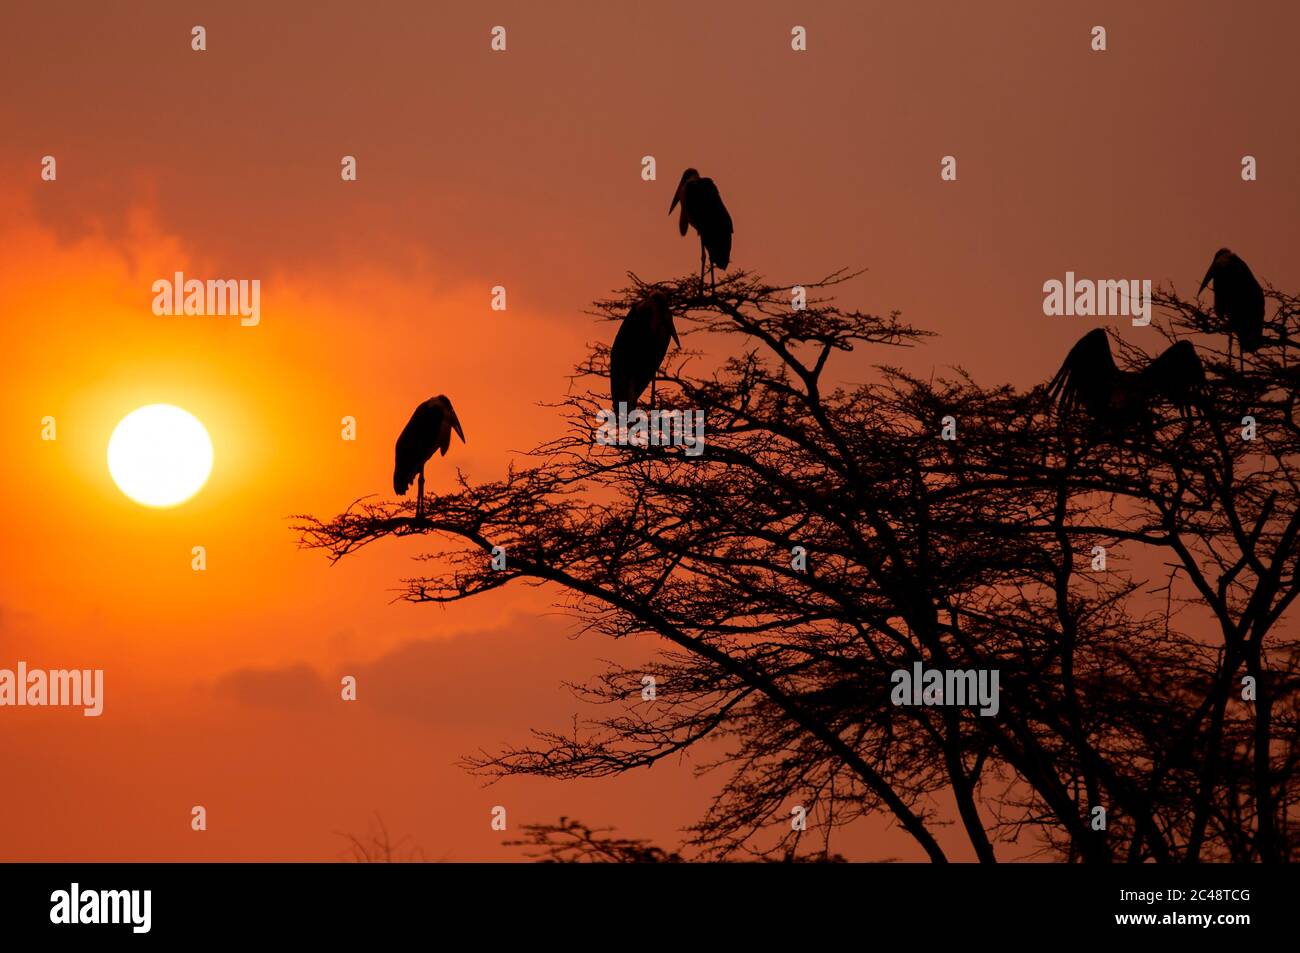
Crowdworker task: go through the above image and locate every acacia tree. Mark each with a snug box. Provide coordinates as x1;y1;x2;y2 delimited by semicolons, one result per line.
505;818;686;864
297;270;1300;863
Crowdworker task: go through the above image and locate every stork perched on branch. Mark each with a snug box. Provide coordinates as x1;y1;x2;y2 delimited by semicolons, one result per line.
1199;248;1264;368
610;289;679;410
393;394;465;519
1048;329;1205;438
670;168;733;293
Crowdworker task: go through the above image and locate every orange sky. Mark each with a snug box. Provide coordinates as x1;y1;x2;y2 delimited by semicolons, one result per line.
1;0;1298;860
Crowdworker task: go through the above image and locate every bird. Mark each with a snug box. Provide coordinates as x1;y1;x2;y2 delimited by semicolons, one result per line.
1048;329;1205;437
393;395;465;520
1198;248;1264;366
610;289;679;411
1141;340;1206;419
670;168;733;293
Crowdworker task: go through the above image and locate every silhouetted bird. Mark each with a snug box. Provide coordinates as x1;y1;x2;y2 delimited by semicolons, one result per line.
1199;248;1264;364
393;395;465;519
670;168;733;292
1048;329;1205;436
1142;340;1206;418
610;290;679;410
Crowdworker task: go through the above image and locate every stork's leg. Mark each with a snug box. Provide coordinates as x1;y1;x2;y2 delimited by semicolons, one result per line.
416;470;425;521
651;377;657;407
699;240;706;294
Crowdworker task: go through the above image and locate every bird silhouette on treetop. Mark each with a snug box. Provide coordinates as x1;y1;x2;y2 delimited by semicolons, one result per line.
670;168;733;293
610;289;679;411
1199;247;1264;365
393;394;465;520
1048;328;1205;439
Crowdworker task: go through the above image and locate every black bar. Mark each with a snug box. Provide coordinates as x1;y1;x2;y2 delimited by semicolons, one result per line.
0;862;1285;941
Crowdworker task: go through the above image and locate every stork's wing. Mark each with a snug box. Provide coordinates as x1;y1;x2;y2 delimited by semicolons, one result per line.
393;400;442;493
610;302;650;409
691;178;733;269
1220;256;1266;351
1047;328;1117;415
1141;340;1205;410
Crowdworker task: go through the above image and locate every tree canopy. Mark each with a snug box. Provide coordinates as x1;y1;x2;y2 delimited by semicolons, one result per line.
298;270;1300;862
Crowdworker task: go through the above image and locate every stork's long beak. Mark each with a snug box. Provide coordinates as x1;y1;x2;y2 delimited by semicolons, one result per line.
671;327;681;348
1198;265;1214;296
669;185;683;215
451;414;466;443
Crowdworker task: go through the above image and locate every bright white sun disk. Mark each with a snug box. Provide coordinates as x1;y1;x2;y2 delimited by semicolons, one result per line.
108;404;213;507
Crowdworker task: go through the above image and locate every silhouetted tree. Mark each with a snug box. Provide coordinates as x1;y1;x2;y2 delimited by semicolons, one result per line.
507;817;685;863
337;813;428;863
507;816;847;862
298;270;1300;863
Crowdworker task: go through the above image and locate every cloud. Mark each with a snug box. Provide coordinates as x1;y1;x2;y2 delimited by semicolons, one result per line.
213;663;330;711
206;613;654;737
350;614;596;729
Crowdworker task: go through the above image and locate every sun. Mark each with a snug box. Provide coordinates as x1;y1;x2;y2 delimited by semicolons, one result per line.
107;404;214;508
